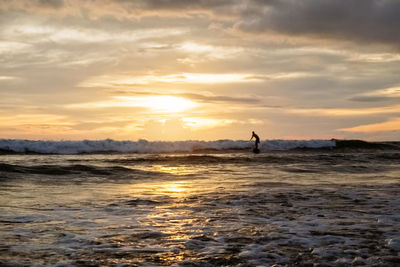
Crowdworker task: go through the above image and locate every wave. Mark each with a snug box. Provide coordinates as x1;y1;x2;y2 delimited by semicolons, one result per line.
334;140;400;150
0;163;164;178
0;139;336;154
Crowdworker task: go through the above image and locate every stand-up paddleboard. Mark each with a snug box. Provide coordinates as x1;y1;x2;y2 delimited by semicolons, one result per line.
253;148;260;154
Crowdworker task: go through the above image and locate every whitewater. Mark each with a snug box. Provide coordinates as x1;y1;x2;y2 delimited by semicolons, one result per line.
1;139;400;266
0;139;336;154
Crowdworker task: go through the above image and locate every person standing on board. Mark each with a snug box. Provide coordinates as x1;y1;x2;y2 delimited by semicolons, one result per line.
250;131;260;150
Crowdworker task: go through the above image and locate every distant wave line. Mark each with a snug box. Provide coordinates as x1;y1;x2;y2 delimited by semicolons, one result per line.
0;139;336;154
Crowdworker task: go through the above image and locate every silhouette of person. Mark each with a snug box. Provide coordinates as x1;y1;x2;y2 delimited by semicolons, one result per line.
250;131;260;150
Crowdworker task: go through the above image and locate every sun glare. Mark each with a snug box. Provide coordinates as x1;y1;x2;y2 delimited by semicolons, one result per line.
116;95;196;113
140;96;196;113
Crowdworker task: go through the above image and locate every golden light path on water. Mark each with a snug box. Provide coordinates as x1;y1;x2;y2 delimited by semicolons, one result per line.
1;152;400;265
113;165;219;264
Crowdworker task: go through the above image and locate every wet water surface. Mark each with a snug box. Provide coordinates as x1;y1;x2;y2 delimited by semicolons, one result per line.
1;152;400;266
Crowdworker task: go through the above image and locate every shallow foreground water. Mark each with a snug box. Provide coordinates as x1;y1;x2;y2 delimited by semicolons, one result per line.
1;151;400;266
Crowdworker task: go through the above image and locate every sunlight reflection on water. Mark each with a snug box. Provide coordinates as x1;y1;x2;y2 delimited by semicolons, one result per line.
1;152;399;265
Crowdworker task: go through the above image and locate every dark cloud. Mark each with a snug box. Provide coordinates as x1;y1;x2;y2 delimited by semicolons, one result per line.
176;92;260;104
140;0;235;10
108;0;400;48
39;0;64;8
349;95;400;102
235;0;400;48
3;0;400;49
89;0;244;17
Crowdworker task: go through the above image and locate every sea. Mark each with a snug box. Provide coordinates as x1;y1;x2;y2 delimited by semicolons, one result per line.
1;139;400;266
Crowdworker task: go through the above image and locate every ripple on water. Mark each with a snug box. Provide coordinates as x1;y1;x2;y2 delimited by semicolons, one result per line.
1;153;400;265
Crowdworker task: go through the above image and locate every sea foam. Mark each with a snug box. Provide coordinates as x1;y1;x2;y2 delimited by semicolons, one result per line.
0;139;336;154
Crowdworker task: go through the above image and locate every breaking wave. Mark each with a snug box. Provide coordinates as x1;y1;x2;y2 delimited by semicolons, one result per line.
0;139;336;154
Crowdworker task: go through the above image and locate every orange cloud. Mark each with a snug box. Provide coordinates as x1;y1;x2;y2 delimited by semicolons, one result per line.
289;105;400;116
340;117;400;132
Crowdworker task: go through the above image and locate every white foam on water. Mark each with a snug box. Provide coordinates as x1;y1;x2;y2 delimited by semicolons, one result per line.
0;139;336;154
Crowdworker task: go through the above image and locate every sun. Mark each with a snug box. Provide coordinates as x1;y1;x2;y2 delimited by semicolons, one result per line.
115;95;196;113
141;96;196;113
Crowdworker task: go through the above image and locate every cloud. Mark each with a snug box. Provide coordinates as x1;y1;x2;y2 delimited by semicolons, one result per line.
3;0;400;48
79;73;265;87
349;86;400;102
0;76;18;81
177;93;260;104
234;0;400;49
349;96;394;102
2;22;187;44
141;118;191;141
38;0;64;8
0;0;241;19
288;105;400;117
182;117;236;129
340;117;400;132
132;0;238;11
111;91;260;105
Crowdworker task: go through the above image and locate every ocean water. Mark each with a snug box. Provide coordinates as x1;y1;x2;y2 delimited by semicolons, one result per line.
1;140;400;266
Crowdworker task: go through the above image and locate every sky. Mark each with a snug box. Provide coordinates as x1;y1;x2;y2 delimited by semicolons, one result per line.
1;0;400;141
